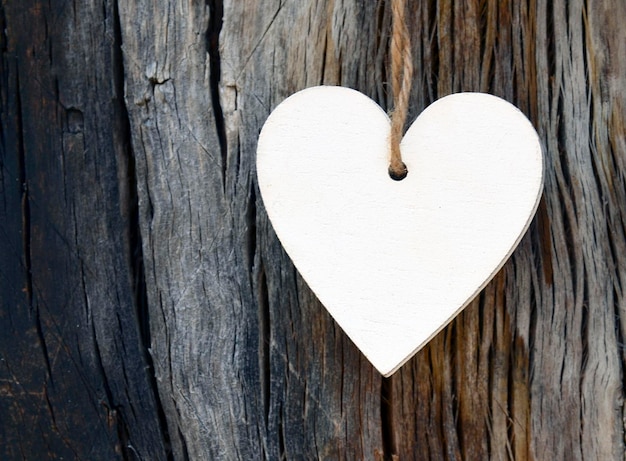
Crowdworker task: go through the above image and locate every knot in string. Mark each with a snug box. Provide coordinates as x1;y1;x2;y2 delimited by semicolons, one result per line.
388;0;413;180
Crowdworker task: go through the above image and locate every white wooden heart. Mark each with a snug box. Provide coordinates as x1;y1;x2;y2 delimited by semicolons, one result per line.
256;86;543;377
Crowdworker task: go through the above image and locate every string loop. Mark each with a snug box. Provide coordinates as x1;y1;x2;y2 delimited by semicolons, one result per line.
389;0;413;180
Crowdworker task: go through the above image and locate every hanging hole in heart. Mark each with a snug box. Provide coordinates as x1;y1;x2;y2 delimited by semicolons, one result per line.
388;163;408;181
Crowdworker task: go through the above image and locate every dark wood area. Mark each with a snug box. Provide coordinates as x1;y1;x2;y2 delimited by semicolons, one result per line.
1;1;625;459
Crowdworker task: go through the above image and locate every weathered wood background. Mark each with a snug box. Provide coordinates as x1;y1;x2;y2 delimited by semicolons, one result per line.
1;0;625;459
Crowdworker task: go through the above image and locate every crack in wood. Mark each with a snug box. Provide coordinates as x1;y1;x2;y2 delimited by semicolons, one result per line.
380;376;397;460
206;0;227;191
15;66;32;309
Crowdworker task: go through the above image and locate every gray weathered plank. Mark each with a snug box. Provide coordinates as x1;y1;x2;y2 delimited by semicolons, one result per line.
118;0;626;459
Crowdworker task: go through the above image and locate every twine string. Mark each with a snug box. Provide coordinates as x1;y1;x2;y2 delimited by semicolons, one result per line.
388;0;413;180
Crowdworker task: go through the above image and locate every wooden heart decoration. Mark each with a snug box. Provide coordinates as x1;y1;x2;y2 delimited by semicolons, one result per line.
256;86;543;376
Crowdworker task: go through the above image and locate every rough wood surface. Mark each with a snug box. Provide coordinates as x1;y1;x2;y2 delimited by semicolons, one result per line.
1;0;625;459
0;1;168;459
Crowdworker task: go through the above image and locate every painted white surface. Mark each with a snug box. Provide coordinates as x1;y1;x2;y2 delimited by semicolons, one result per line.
256;86;544;377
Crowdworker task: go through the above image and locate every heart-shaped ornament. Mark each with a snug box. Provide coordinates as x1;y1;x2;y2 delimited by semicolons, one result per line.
257;86;543;376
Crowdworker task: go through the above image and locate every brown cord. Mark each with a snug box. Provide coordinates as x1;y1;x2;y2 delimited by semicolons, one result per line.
388;0;413;180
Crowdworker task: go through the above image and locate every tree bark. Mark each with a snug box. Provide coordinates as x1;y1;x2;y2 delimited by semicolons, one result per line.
0;1;168;459
1;0;625;460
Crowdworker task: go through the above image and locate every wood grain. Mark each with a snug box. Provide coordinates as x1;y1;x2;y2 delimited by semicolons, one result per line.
1;0;625;459
0;1;167;459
